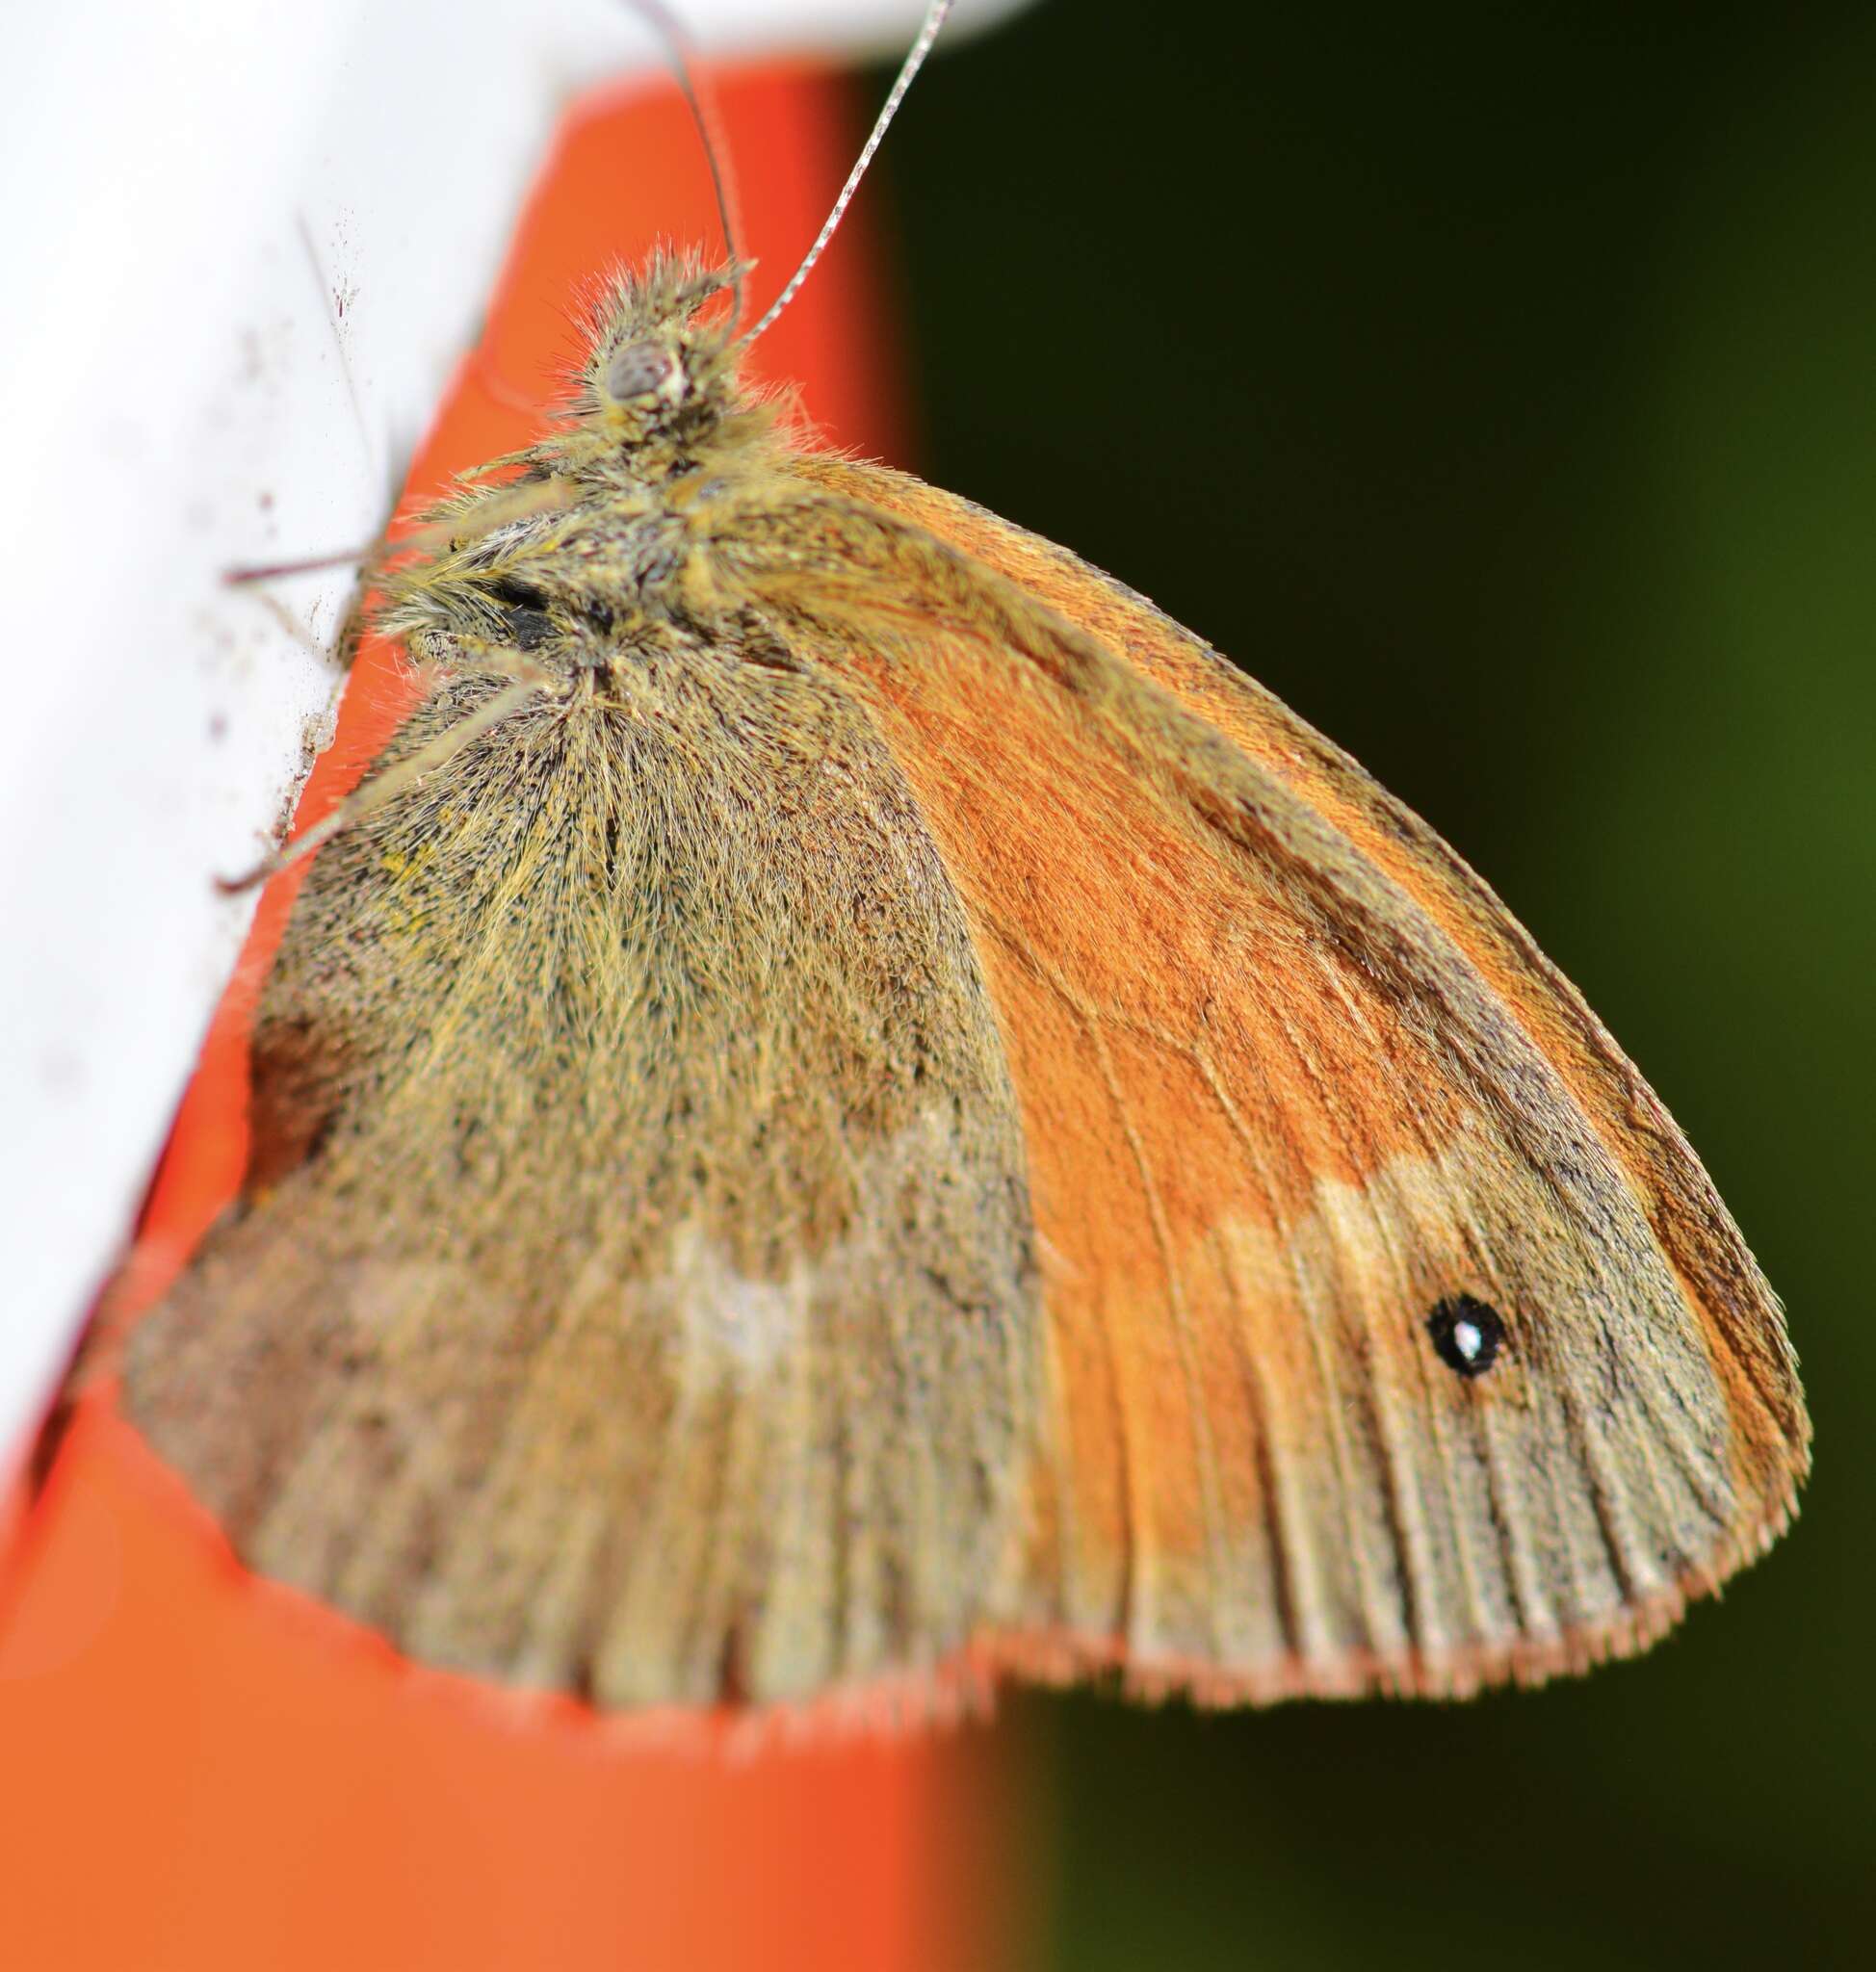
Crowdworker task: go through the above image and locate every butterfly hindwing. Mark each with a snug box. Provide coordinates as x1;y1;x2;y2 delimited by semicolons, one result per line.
125;656;1045;1709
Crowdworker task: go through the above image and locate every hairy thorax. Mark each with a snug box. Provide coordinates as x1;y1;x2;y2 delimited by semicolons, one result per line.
379;258;807;701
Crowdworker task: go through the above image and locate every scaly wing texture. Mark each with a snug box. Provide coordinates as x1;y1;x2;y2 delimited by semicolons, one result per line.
732;454;1809;1700
125;653;1045;1711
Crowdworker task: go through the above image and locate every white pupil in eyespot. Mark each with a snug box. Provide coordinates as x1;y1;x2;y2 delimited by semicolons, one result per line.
1451;1318;1483;1362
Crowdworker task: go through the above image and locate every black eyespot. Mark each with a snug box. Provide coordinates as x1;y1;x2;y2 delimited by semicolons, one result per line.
1425;1294;1505;1378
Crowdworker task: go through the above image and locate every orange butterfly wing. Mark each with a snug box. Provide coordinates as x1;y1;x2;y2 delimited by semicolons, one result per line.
750;454;1808;1700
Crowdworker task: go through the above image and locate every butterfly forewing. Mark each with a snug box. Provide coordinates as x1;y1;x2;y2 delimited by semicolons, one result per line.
735;454;1808;1698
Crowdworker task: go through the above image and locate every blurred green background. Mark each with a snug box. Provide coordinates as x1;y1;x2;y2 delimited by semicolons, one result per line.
866;3;1873;1965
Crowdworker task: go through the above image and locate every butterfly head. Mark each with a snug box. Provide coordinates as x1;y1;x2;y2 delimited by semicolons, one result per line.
573;250;751;460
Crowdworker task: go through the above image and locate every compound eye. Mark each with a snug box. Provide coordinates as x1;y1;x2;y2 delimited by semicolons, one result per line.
606;339;686;405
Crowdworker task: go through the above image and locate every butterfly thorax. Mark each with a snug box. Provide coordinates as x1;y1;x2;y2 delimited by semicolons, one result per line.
379;253;789;688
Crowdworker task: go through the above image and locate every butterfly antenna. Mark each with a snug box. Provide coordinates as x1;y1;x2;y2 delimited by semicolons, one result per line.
620;0;748;322
741;0;952;348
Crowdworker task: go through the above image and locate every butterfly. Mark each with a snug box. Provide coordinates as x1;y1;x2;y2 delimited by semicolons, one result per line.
105;7;1807;1722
